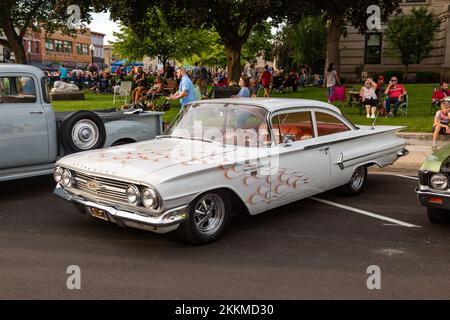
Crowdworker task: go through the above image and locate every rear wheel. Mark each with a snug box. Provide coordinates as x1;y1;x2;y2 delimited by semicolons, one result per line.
341;166;367;196
427;207;450;224
178;191;231;245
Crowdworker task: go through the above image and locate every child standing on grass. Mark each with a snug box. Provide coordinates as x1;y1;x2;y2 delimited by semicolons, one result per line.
433;101;450;150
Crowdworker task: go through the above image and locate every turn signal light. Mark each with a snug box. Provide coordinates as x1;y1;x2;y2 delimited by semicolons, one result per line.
429;197;443;204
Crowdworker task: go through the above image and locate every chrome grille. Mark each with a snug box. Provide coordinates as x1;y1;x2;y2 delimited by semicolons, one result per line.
72;171;129;204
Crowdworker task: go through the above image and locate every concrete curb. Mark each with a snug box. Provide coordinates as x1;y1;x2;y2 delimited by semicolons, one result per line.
398;132;450;147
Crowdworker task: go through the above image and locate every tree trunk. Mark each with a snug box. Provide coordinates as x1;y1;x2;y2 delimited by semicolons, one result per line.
1;17;27;64
325;15;342;74
226;43;242;84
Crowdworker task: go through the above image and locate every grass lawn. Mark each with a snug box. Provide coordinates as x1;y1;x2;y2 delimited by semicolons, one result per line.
52;84;438;132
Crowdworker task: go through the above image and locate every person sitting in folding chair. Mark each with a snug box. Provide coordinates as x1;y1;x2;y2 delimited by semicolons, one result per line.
432;82;448;113
359;78;378;119
384;76;407;117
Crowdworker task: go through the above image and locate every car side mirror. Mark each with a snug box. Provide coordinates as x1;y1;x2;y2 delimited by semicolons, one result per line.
283;134;295;147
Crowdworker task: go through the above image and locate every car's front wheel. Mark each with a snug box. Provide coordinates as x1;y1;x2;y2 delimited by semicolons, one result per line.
427;207;450;224
178;191;231;245
341;166;367;196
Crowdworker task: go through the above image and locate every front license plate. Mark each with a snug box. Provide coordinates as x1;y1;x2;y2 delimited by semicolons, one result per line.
89;207;109;221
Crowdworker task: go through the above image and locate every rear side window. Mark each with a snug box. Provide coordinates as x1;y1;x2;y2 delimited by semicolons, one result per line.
272;111;314;143
0;76;37;103
41;77;51;103
315;112;350;137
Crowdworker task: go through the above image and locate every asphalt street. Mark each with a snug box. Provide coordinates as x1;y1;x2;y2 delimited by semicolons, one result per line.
0;173;449;299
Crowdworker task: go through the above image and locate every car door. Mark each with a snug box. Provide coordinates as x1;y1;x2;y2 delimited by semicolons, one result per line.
268;109;331;209
311;110;355;189
0;74;49;169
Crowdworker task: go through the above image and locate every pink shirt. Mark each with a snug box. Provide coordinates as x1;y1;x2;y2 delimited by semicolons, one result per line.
435;110;450;125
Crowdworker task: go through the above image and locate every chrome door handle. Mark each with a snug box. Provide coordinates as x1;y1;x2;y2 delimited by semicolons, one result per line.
30;111;43;114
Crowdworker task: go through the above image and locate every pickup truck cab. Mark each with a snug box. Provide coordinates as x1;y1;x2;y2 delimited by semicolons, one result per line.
0;64;163;182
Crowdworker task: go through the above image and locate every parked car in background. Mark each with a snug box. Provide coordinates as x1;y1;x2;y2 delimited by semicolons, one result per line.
54;98;408;244
0;64;163;182
417;144;450;223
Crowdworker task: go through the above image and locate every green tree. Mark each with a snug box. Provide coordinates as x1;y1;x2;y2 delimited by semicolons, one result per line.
384;7;442;81
273;15;326;73
107;0;306;83
112;7;216;71
295;0;401;72
241;22;273;66
0;0;103;64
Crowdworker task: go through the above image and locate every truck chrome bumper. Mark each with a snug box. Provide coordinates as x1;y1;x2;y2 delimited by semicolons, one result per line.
54;185;188;233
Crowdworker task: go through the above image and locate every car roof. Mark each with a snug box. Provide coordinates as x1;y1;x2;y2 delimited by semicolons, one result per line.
195;98;342;114
0;63;46;77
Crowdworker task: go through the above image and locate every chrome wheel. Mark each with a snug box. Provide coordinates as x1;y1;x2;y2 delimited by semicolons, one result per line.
194;194;226;237
71;119;99;150
350;167;365;192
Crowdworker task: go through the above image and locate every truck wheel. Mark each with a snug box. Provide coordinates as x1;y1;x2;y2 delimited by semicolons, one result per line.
178;191;231;245
340;166;367;196
61;111;106;153
427;207;450;224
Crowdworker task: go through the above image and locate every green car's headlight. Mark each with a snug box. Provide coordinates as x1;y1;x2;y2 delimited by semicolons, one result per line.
430;173;448;190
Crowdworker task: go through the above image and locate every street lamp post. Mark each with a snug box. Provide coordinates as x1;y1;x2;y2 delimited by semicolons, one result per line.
89;44;94;65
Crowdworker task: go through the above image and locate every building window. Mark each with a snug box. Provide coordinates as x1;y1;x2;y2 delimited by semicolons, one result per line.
64;41;72;54
76;43;82;55
45;39;54;52
82;44;89;55
76;43;89;55
365;33;382;64
54;40;64;53
34;41;40;54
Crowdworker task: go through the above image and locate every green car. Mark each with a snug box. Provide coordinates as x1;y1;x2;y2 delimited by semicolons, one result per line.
417;144;450;223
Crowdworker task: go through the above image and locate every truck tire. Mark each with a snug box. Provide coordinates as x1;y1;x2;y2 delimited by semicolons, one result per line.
61;111;106;153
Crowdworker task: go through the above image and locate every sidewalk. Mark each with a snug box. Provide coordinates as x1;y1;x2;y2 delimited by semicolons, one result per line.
369;132;449;176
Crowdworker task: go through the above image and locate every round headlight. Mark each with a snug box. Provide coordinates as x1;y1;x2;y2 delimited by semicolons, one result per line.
430;173;448;190
126;185;140;205
54;167;64;183
61;170;73;187
142;188;158;209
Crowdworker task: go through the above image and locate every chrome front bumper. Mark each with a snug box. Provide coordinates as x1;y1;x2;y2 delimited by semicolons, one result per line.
416;188;450;210
54;185;189;234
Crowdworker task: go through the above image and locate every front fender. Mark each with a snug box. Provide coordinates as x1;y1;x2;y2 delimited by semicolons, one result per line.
103;120;161;147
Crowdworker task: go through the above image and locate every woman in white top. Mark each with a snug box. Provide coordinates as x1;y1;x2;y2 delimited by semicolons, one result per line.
323;63;340;102
359;78;378;118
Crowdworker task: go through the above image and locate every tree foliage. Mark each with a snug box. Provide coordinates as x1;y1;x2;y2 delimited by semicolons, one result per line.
273;16;326;72
112;6;222;69
107;0;305;82
384;6;441;79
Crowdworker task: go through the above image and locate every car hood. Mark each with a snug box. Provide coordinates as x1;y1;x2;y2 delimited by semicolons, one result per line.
420;144;450;172
57;138;241;183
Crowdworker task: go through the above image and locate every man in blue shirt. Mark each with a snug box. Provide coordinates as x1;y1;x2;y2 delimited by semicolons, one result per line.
59;65;68;82
169;67;196;110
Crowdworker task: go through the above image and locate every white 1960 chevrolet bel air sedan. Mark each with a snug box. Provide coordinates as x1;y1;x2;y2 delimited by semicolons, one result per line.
54;98;408;244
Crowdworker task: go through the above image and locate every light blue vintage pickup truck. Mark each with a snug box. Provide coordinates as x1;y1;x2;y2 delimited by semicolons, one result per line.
0;64;163;182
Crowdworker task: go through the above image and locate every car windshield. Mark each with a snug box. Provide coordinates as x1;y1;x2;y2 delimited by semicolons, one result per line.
166;103;271;147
